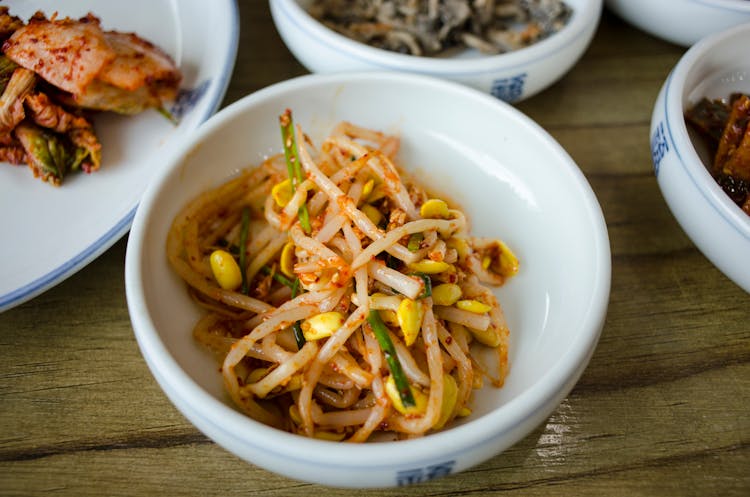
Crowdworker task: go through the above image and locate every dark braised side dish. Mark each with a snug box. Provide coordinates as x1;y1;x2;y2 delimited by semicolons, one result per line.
685;93;750;216
309;0;572;57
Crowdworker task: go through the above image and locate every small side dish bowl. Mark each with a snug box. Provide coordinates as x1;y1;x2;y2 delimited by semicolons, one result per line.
125;72;611;487
270;0;602;103
606;0;750;47
650;23;750;292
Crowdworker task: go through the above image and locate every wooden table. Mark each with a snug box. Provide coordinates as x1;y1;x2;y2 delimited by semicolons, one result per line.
2;3;749;496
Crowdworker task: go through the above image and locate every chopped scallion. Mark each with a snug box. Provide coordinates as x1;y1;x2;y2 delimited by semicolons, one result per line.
413;272;432;299
407;233;424;252
260;265;296;289
279;109;312;234
291;278;306;349
366;310;415;408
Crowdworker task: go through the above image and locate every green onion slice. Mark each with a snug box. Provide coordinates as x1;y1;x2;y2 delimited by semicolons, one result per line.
407;233;424;252
279;109;312;234
290;278;306;349
366;310;415;408
260;265;295;289
412;272;432;299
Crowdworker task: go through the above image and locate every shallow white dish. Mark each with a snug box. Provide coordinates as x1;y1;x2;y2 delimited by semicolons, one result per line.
270;0;602;103
606;0;750;46
650;23;750;292
0;0;239;312
125;72;611;487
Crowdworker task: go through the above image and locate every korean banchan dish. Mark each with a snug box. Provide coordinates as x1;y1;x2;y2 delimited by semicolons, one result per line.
167;110;519;442
0;7;181;185
309;0;572;57
685;92;750;215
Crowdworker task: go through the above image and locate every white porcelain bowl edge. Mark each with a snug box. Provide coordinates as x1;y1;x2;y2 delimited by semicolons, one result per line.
607;0;750;46
270;0;601;102
650;23;750;292
126;72;611;487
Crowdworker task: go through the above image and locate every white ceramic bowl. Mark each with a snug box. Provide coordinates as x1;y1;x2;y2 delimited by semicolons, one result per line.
650;23;750;293
125;72;611;487
606;0;750;46
270;0;602;103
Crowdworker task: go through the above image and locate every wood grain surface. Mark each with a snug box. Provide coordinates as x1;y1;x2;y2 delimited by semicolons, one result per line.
1;3;749;496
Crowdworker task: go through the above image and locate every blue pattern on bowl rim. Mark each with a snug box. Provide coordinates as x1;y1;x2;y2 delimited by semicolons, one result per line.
491;73;527;103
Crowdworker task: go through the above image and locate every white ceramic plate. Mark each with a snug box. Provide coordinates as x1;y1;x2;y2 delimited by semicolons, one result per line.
0;0;239;312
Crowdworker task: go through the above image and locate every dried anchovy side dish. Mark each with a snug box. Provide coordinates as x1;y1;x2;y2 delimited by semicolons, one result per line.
0;7;181;185
167;111;520;441
308;0;572;56
685;93;750;215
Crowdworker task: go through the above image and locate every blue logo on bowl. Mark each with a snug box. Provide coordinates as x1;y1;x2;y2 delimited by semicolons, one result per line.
491;73;526;103
651;121;670;177
396;460;455;486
